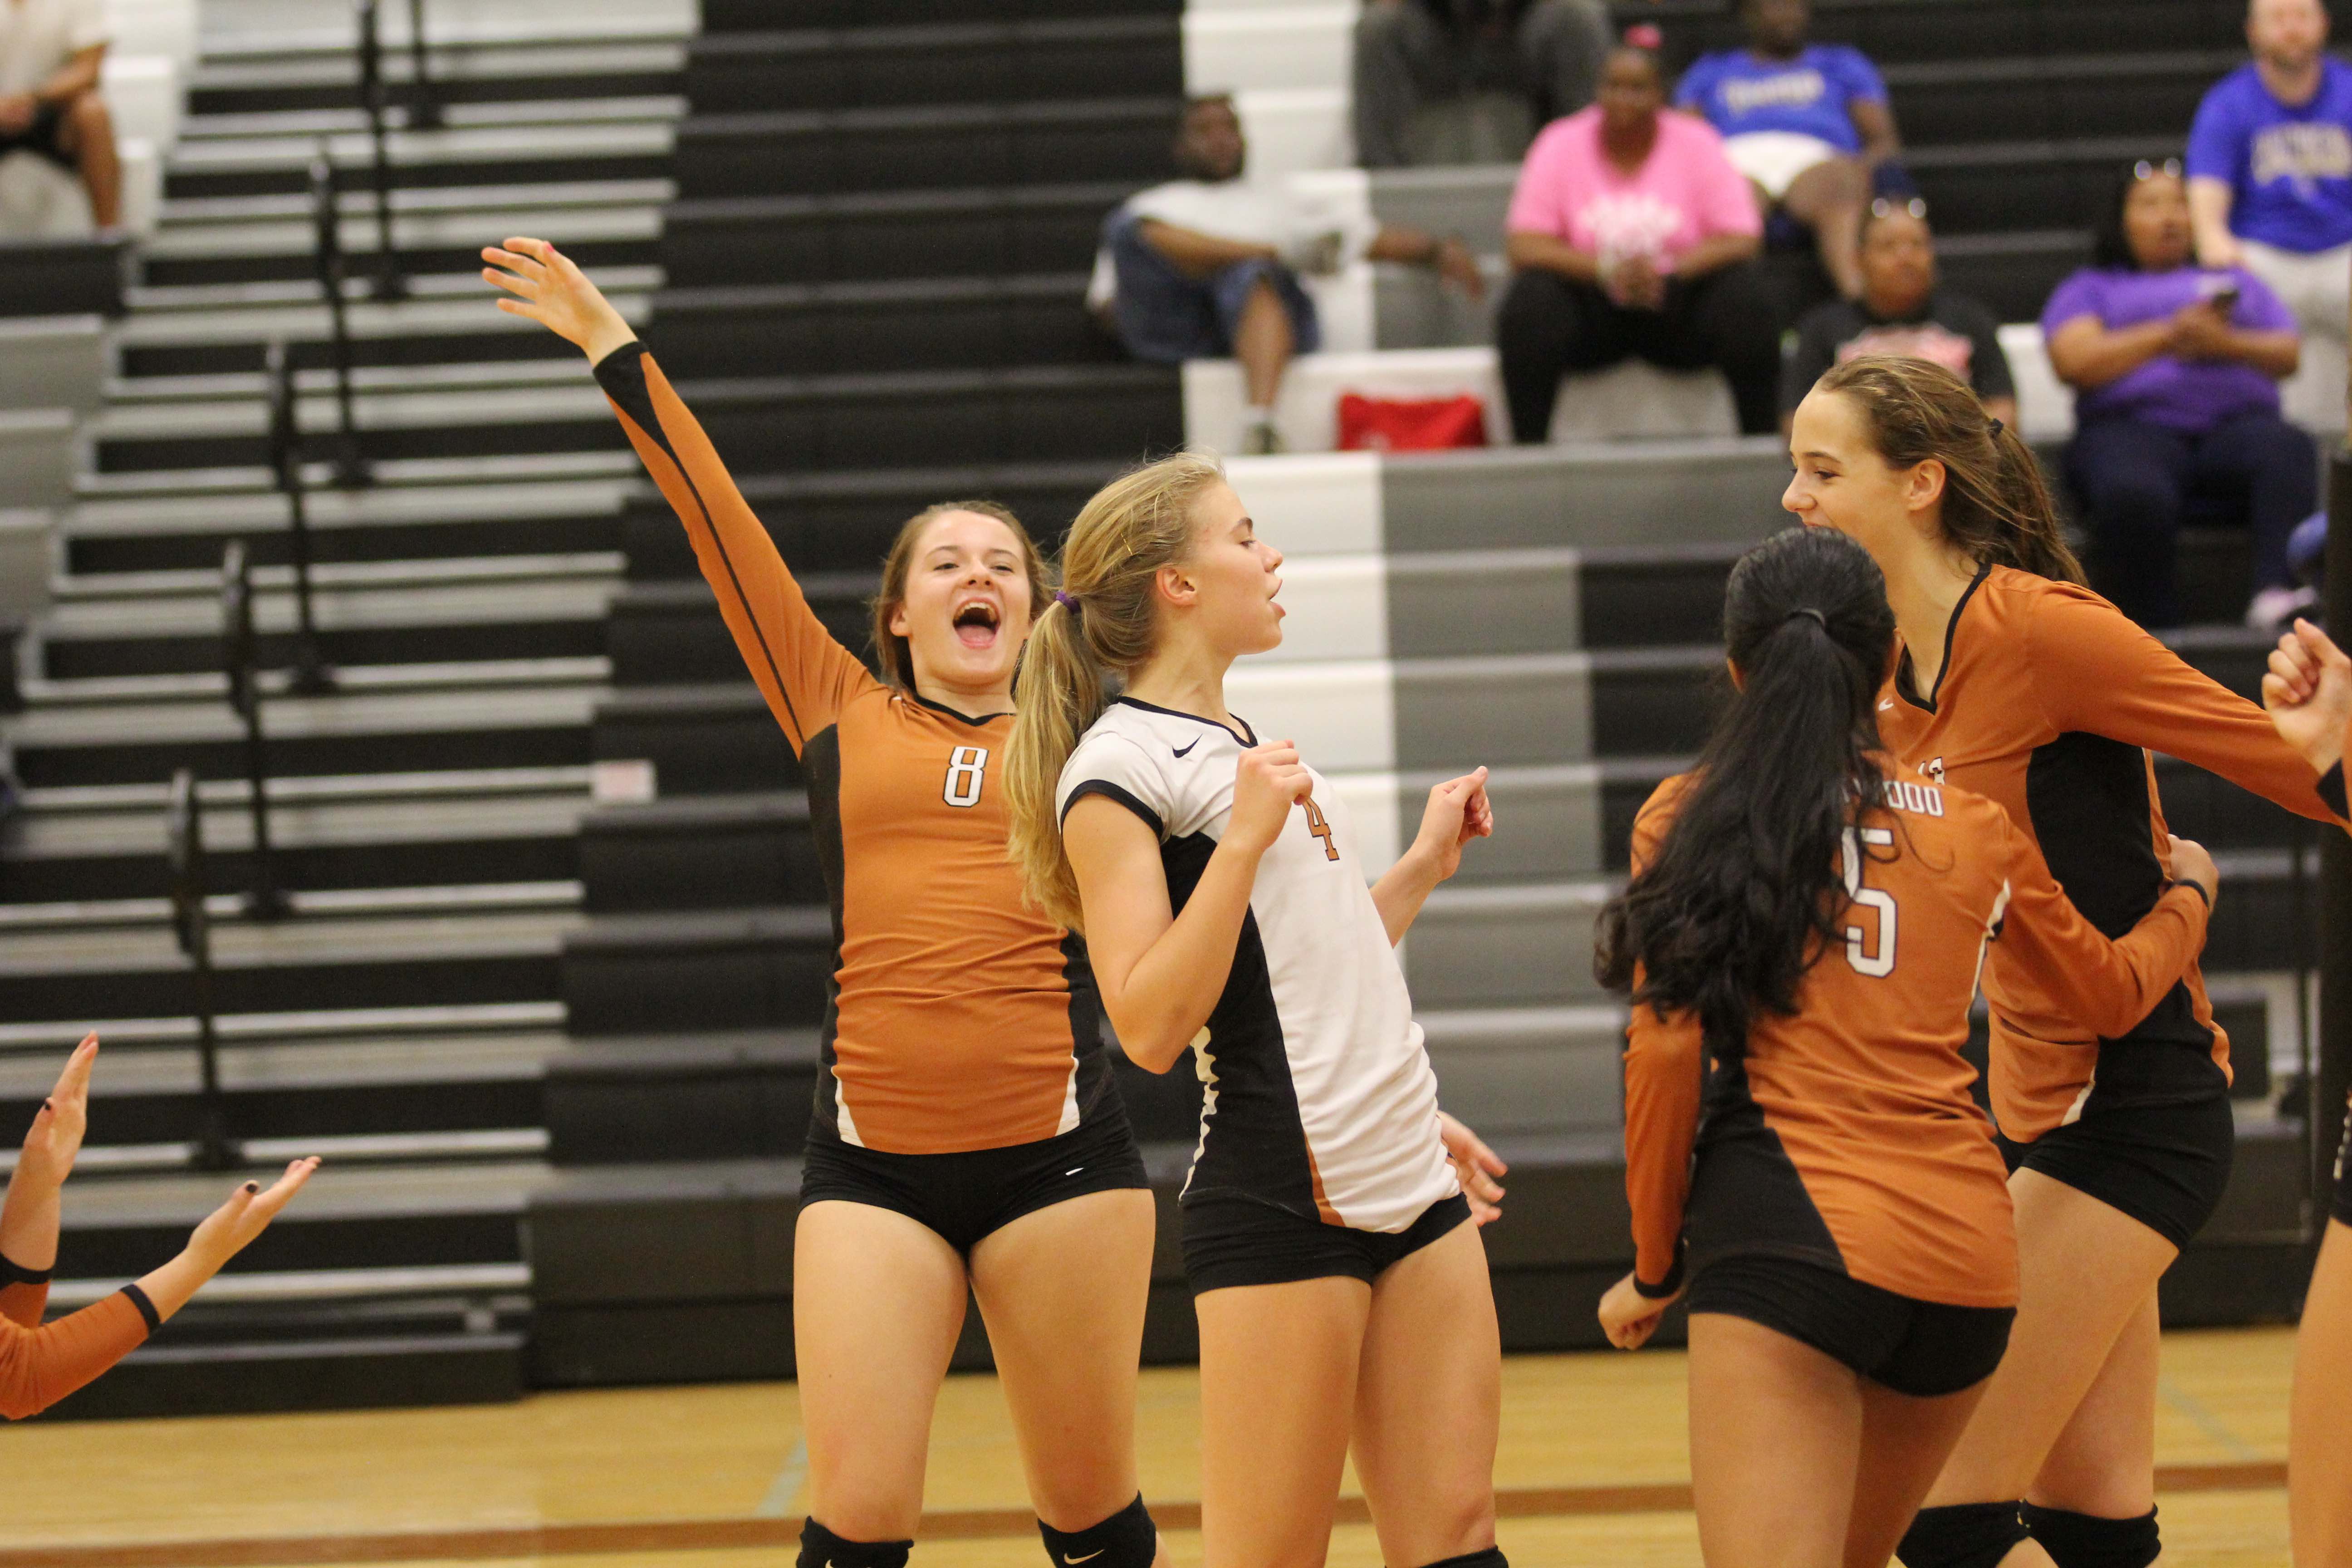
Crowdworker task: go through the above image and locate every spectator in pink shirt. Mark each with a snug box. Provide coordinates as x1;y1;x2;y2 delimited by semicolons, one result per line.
1497;39;1777;439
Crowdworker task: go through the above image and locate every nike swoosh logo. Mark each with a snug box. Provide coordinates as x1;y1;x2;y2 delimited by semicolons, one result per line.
1065;1553;1106;1563
1173;739;1199;758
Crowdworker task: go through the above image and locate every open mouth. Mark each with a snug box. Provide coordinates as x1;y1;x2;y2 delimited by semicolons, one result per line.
953;601;1001;648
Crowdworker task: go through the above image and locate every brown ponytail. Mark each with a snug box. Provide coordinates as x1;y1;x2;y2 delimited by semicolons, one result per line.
1004;453;1229;931
1814;356;2087;586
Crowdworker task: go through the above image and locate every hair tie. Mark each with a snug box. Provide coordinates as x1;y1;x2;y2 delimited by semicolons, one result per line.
1054;590;1080;615
1987;417;2005;439
1786;608;1828;629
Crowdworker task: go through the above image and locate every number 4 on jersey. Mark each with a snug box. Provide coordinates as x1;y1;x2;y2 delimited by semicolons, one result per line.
1302;797;1339;861
1841;825;1896;977
943;746;987;808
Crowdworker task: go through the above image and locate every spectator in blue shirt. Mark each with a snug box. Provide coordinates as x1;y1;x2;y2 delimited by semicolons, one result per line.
1674;0;1899;300
2187;0;2352;435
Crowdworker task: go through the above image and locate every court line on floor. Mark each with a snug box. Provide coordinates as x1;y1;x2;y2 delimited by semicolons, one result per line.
7;1464;2287;1568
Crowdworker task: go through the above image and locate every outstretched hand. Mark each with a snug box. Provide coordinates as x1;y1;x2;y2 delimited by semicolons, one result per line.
186;1158;320;1273
16;1035;96;1192
481;236;639;364
2262;617;2352;776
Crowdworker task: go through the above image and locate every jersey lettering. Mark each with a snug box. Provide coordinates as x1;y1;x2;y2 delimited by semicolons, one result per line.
1302;797;1339;861
1921;756;1947;785
1881;779;1945;817
1841;825;1897;978
943;746;988;808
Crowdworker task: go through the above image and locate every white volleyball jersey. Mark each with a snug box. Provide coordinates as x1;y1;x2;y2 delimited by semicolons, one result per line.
1056;697;1458;1232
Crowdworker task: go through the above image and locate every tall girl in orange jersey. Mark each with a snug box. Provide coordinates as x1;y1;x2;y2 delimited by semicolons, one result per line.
2;1036;317;1420
483;239;1167;1568
2248;616;2352;1568
1781;356;2343;1568
1594;526;2216;1568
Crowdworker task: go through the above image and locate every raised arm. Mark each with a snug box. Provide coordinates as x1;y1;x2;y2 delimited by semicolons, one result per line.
1992;816;2217;1041
2029;584;2344;827
0;1036;98;1328
482;237;873;752
1369;767;1492;943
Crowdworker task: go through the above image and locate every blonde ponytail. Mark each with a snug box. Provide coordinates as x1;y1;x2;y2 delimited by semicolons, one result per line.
1004;452;1229;931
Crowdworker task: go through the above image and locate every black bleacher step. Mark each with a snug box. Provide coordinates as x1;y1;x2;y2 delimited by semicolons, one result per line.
1911;136;2186;239
676;99;1178;201
11;709;593;788
2153;756;2325;852
1886;51;2234;148
67;496;626;577
654;364;1182;473
190;65;681;119
57;1175;533;1277
166;147;676;203
0;1073;542;1150
1934;230;2091;325
120;322;592;380
0;916;566;1023
141;235;661;292
648;274;1118;382
579;793;822;912
39;1329;527;1421
607;577;867;687
622;461;1108;580
686;19;1181;114
662;183;1131;289
42;614;606;681
0;236;127;318
1645;0;2242;68
701;0;1179;30
596;683;800;794
563;906;833;1034
545;1030;818;1163
95;408;628;476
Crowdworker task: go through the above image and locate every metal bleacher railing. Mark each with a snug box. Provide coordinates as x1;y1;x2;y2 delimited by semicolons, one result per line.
166;766;240;1170
218;540;290;925
307;154;371;489
263;339;336;695
355;0;436;301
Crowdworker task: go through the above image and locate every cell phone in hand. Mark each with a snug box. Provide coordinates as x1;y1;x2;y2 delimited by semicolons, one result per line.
2208;286;2241;315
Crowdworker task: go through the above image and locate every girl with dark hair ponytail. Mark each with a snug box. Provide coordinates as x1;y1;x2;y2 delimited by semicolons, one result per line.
1784;354;2342;1568
1594;527;2219;1568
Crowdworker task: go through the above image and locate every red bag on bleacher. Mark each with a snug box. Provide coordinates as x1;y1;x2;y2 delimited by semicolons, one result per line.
1335;393;1489;452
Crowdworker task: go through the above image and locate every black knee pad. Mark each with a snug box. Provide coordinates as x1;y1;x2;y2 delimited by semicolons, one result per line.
800;1518;913;1568
2022;1503;2160;1568
1412;1550;1507;1568
1039;1494;1157;1568
1896;1502;2031;1568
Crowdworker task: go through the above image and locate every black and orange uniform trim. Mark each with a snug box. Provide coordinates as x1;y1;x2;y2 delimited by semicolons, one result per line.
593;343;1142;1250
1877;567;2340;1247
0;1253;160;1420
1625;765;2210;1394
2308;759;2352;1231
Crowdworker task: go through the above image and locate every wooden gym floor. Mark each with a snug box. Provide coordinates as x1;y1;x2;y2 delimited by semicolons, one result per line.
2;1326;2301;1568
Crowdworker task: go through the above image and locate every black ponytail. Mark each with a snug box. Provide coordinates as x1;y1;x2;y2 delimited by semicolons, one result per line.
1594;527;1899;1051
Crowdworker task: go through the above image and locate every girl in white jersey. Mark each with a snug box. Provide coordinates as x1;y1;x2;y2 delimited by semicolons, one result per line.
1005;454;1508;1568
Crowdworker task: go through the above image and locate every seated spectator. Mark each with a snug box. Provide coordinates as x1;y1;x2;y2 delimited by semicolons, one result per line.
1353;0;1612;169
2188;0;2352;434
2045;161;2316;632
1779;197;2016;434
1674;0;1898;301
1101;94;1485;455
1497;40;1777;441
0;0;118;230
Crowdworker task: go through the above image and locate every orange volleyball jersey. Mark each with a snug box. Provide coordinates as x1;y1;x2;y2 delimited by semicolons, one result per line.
596;344;1108;1155
1624;765;2210;1307
1875;567;2339;1141
0;1279;152;1421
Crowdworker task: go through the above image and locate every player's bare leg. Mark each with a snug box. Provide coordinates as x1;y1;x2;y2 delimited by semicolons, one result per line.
970;1188;1168;1567
1195;1275;1370;1568
1349;1221;1502;1568
1846;1378;1994;1568
2292;1221;2352;1567
1687;1312;1867;1568
794;1201;970;1540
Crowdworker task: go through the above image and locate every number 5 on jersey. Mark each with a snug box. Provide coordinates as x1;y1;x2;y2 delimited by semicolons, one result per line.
1841;825;1896;977
944;746;987;808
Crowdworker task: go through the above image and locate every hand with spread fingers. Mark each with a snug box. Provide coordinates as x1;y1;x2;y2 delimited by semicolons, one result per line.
480;235;640;365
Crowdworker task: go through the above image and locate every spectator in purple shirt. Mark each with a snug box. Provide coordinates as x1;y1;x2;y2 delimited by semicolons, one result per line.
2044;161;2315;631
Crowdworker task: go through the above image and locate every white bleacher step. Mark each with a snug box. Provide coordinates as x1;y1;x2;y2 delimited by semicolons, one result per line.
75;447;642;502
1420;1003;1627;1135
166;121;675;183
197;0;696;53
21;764;598;814
8;794;587;876
0;906;582;982
93;378;613;446
180;94;687;145
0;1027;563;1096
7;679;604;748
0;880;583;934
55;551;624;601
49;1261;532;1310
143;187;665;263
1186;346;1739;455
0;315;106;415
32;1154;553;1225
40;576;615;643
1405;878;1612;1011
115;287;653;358
0;999;565;1054
19;655;608;708
106;353;607;407
3;1129;550;1180
0;407;77;510
188;37;686;97
1186;5;1356;94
